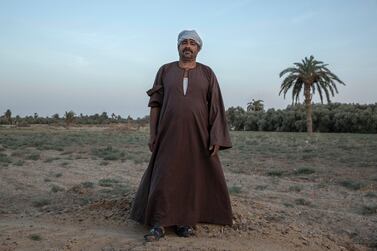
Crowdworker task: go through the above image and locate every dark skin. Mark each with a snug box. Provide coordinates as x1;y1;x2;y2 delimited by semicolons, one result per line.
148;38;219;157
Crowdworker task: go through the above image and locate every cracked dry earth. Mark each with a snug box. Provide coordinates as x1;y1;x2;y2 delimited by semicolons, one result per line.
0;126;376;250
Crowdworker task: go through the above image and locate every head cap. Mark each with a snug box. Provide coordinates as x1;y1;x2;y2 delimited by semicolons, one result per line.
177;30;202;49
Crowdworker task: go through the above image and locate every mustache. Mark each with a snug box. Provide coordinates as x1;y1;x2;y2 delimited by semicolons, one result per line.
183;48;193;53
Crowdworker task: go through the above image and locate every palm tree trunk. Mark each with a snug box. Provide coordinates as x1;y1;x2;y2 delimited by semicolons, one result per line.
304;83;313;133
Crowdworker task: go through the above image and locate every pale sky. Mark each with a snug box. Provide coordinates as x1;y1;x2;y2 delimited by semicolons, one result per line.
1;0;376;118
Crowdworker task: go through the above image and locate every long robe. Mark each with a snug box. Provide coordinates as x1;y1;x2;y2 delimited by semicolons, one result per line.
130;61;233;227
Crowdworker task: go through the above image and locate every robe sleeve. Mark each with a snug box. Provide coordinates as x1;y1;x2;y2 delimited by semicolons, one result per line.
208;69;232;150
146;66;164;107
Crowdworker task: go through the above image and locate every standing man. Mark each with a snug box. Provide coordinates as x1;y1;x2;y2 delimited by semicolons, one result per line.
130;30;233;241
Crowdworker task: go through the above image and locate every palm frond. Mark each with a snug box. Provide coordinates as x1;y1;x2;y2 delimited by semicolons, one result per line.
279;55;344;105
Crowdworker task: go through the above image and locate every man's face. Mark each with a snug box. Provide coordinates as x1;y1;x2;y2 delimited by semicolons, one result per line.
178;39;200;60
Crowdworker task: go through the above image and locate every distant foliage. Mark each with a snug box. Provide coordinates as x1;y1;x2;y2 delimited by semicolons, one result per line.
1;103;376;133
0;110;149;127
247;99;264;112
226;103;377;133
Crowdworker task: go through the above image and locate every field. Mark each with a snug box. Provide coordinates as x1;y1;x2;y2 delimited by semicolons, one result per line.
0;125;376;251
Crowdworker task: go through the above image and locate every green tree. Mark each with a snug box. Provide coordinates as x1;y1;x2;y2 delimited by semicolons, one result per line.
247;99;264;112
279;55;345;133
4;109;12;124
226;106;247;130
64;111;75;127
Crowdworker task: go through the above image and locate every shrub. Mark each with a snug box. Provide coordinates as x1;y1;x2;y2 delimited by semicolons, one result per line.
339;180;363;190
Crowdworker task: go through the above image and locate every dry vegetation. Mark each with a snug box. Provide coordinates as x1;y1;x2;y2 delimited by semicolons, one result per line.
0;125;376;250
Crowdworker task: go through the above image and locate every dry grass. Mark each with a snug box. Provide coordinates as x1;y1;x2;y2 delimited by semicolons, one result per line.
0;127;376;249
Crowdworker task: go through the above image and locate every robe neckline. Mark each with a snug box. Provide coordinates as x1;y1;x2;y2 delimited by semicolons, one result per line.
175;61;199;71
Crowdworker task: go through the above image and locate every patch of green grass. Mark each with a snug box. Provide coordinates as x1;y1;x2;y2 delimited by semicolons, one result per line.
32;198;51;207
294;167;315;175
228;185;242;194
44;157;60;163
29;234;42;241
81;181;94;188
112;184;131;195
50;185;64;193
0;152;12;164
98;178;120;187
359;205;377;215
79;197;92;206
294;198;311;206
289;185;302;192
255;185;268;190
60;161;70;167
98;188;112;194
97;183;131;198
339;180;363;191
266;170;284;177
100;161;109;166
283;202;294;208
11;150;27;157
14;160;25;166
365;192;377;198
91;146;125;161
26;153;40;161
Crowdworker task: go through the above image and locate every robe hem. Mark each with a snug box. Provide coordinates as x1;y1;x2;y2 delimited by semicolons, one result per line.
129;217;233;228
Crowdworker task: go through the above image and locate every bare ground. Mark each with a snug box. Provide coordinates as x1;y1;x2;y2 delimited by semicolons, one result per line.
0;126;376;250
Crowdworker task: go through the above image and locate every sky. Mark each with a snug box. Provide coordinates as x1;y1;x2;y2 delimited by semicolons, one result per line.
0;0;376;118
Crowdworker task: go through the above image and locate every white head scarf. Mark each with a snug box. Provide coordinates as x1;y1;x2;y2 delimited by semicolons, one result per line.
177;30;202;50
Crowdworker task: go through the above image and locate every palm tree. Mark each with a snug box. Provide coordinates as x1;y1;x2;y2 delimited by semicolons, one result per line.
279;55;345;133
4;109;12;125
64;110;75;127
247;99;264;112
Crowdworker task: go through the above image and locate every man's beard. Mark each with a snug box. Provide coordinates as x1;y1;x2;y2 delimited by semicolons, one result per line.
180;49;196;60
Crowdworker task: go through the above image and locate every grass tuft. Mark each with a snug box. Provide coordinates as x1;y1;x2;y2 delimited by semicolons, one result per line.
50;185;64;193
294;167;315;175
98;178;120;187
91;146;125;161
339;180;363;191
228;185;242;194
0;152;12;163
294;198;311;206
26;153;40;161
29;234;42;241
266;170;284;177
81;181;94;188
359;205;377;215
32;198;51;207
289;185;302;192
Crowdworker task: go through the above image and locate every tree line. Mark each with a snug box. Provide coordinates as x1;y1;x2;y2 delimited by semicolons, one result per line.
0;110;149;127
2;102;377;133
226;103;377;133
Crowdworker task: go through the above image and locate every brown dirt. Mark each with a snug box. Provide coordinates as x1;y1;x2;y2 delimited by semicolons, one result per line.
0;126;375;251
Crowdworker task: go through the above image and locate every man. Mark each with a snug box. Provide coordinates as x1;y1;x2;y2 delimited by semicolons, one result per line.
130;30;233;241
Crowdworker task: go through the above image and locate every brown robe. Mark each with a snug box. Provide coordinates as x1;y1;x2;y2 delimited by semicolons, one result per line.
130;61;233;227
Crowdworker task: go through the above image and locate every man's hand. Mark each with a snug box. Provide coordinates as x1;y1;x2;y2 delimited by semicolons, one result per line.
209;144;220;156
148;137;156;152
